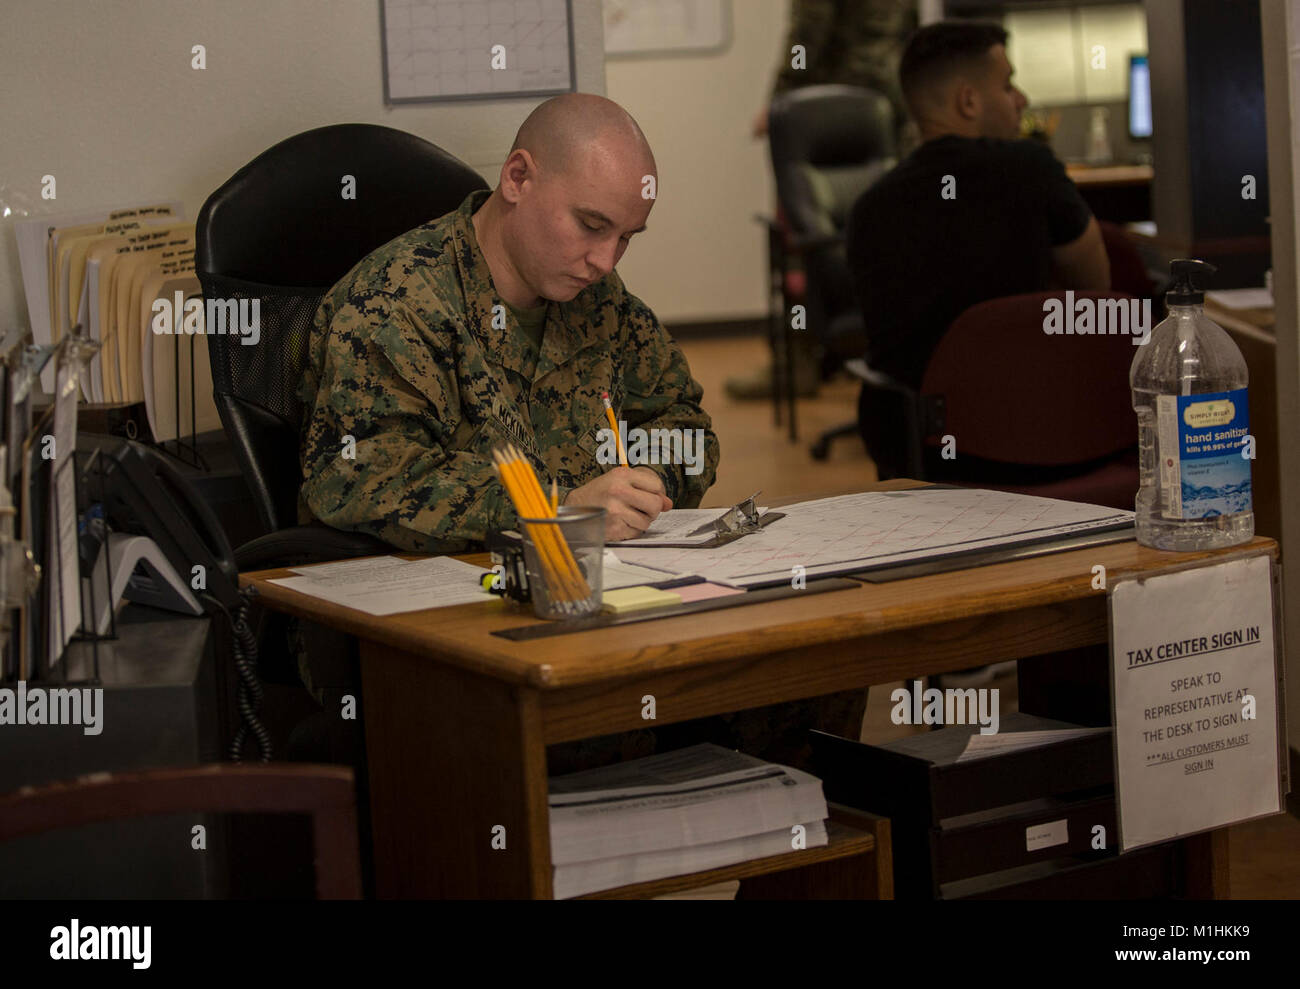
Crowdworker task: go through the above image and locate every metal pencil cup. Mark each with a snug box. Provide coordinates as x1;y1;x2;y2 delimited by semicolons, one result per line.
518;506;605;620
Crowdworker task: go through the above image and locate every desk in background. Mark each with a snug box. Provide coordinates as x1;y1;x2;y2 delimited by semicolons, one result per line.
1066;163;1153;223
240;480;1276;899
1203;298;1279;542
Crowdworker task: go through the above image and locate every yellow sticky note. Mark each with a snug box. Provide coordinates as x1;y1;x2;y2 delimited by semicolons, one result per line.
600;586;683;615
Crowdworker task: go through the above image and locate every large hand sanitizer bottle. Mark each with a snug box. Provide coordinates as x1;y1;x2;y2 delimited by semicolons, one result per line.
1130;259;1253;550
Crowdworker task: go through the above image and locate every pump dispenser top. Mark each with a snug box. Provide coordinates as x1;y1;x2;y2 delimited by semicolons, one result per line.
1166;258;1217;306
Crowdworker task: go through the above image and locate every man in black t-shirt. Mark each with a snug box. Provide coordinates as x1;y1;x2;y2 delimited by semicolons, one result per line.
846;21;1110;469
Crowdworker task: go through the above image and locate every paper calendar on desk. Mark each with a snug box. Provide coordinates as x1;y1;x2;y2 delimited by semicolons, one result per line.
616;487;1134;587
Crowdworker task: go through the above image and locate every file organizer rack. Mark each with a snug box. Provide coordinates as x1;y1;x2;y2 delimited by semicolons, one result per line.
157;327;206;471
33;444;119;687
12;336;120;687
78;324;207;472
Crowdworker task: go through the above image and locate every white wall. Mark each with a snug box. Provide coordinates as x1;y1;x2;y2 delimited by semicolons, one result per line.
0;0;607;333
604;0;789;323
1260;0;1300;766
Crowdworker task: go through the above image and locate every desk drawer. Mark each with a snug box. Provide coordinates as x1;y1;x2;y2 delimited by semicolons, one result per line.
935;793;1117;883
942;842;1180;900
809;717;1139;899
810;717;1115;828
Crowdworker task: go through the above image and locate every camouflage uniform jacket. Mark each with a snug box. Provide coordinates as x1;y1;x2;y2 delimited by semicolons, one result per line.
298;188;720;552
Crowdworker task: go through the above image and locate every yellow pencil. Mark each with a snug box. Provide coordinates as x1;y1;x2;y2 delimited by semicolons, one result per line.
507;446;589;597
551;478;558;514
602;392;627;467
493;454;576;604
493;448;589;604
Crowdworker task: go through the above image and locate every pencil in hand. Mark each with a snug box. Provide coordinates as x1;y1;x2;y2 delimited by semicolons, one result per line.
602;391;628;467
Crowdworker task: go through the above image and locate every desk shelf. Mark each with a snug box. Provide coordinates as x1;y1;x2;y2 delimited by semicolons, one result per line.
576;805;892;900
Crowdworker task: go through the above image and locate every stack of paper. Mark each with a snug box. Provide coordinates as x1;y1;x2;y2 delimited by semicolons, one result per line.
14;202;220;442
549;744;828;899
957;726;1111;762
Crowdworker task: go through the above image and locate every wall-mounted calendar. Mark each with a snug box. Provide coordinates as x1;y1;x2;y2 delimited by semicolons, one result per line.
381;0;577;103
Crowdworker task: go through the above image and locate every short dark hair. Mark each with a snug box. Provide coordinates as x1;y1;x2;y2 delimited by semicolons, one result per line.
899;21;1008;110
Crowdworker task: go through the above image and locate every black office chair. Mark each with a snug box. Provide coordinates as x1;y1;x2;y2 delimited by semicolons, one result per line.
196;123;488;763
196;122;488;571
765;85;896;454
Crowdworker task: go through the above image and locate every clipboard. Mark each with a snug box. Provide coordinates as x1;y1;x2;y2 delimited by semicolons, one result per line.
613;492;786;549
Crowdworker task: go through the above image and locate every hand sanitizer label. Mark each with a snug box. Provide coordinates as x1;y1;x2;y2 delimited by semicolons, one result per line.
1157;389;1251;520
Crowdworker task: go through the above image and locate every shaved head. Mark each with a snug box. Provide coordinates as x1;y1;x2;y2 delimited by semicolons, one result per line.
472;93;659;307
510;93;656;180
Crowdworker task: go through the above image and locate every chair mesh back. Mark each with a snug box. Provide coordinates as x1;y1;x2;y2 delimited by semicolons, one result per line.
200;274;321;428
196;272;325;532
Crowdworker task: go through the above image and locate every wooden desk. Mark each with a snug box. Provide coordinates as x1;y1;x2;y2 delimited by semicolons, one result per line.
1066;163;1153;223
1065;163;1154;188
241;481;1275;898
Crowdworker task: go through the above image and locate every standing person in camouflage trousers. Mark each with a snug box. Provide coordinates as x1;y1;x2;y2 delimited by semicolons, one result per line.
758;0;917;144
298;93;864;773
730;0;917;401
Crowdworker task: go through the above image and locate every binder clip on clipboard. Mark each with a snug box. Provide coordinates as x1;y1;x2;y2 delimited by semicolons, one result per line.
685;491;774;543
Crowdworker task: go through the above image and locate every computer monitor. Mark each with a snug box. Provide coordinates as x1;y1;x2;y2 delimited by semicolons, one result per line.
1129;54;1152;140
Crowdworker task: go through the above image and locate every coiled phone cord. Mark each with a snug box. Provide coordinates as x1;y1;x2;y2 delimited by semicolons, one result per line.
207;586;272;762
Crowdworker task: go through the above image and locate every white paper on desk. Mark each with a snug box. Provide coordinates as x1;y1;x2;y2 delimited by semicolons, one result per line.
616;488;1133;587
1207;288;1273;310
272;555;489;615
608;507;771;547
957;727;1111;762
287;555;411;578
600;551;685;589
607;509;727;546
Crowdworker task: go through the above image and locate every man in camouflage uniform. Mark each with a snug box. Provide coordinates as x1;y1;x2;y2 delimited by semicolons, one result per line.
299;98;715;549
298;93;864;772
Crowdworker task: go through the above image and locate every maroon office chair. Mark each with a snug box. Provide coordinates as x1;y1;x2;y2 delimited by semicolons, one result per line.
860;291;1141;510
918;291;1141;509
1099;221;1157;299
0;764;361;898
